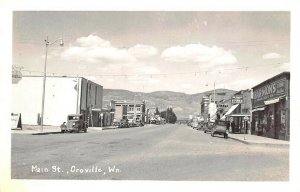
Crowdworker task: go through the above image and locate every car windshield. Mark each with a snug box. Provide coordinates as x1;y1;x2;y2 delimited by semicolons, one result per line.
68;116;80;120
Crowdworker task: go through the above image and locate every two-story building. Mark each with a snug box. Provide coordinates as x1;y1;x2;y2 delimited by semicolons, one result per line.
110;100;146;123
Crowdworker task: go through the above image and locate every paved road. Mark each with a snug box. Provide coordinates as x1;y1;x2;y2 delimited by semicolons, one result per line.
11;124;289;180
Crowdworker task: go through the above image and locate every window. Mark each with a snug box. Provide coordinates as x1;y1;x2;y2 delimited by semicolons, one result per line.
129;107;134;111
136;107;141;111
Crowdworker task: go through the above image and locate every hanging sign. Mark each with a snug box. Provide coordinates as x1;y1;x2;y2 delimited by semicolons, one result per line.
231;95;244;104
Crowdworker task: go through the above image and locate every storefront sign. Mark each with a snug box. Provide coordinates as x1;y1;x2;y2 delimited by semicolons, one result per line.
231;95;244;104
252;78;287;108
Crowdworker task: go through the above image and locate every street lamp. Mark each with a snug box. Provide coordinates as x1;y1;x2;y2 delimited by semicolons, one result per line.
40;36;64;132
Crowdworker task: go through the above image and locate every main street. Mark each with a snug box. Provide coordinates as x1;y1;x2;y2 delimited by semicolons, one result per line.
11;124;289;181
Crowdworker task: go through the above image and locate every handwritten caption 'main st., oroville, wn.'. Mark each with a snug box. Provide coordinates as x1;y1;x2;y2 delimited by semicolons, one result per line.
31;165;121;175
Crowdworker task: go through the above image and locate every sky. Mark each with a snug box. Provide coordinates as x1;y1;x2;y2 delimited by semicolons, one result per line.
13;11;290;94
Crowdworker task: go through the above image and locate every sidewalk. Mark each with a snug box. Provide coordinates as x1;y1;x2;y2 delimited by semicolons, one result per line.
228;133;289;147
11;125;113;135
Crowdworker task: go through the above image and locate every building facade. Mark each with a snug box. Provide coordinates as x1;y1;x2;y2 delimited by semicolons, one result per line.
110;100;146;123
251;72;290;141
12;76;103;126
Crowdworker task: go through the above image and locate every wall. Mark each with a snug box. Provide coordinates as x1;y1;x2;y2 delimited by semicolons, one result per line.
80;78;103;111
12;76;78;126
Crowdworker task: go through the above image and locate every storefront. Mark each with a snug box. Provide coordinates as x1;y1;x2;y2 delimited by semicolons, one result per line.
220;89;252;134
251;72;290;141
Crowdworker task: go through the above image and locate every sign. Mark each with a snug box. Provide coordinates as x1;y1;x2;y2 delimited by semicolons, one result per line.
11;113;22;129
253;77;287;108
231;95;244;104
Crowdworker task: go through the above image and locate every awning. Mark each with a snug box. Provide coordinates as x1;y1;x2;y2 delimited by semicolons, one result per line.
251;107;265;113
264;98;279;105
220;104;239;120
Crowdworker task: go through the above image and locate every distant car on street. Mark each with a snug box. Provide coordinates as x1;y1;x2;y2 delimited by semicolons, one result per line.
118;119;129;128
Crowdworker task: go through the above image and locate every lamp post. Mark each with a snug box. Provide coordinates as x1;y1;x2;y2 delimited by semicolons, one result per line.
41;36;64;132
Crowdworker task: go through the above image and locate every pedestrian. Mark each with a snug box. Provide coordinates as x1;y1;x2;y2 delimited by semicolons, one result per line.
60;122;66;128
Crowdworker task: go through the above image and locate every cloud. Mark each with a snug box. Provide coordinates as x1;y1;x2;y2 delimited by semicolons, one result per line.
76;35;111;47
128;44;158;58
61;35;136;64
161;43;237;65
262;52;283;59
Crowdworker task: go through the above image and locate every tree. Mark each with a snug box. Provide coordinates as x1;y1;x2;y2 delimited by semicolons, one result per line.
154;107;160;115
161;107;177;124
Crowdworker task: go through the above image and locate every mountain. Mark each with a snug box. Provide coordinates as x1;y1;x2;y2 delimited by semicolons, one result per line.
103;89;237;119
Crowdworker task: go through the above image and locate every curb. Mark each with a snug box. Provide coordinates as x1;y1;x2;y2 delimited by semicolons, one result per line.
228;136;289;147
32;132;62;135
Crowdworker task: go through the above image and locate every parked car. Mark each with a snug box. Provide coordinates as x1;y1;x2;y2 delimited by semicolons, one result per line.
118;119;129;128
211;125;229;139
61;114;87;133
210;120;228;139
204;122;215;133
191;121;199;129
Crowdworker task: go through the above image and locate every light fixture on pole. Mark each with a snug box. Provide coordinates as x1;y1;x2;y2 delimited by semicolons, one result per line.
40;36;64;132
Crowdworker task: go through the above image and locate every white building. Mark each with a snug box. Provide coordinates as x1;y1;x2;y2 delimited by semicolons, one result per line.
12;76;103;126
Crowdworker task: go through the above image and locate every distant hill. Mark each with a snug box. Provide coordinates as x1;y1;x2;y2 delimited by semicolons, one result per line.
103;89;237;119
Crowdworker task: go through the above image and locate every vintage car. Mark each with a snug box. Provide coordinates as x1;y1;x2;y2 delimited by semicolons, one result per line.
118;119;129;128
203;122;215;133
211;120;228;139
61;114;88;133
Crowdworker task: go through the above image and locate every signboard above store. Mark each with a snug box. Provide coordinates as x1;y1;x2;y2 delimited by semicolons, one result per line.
231;95;244;104
252;77;288;108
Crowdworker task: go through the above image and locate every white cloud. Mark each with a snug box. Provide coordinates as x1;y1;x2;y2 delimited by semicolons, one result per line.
128;44;158;58
76;35;111;47
61;35;136;64
262;52;283;59
161;43;237;65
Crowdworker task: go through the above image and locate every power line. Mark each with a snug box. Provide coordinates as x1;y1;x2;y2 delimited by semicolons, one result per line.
13;39;289;47
20;62;288;78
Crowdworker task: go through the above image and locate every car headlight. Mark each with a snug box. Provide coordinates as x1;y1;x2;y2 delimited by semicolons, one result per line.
72;123;76;126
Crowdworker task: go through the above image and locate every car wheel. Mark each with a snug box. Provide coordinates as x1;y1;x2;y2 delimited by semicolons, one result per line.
211;133;214;137
224;134;228;139
84;128;87;133
61;130;65;133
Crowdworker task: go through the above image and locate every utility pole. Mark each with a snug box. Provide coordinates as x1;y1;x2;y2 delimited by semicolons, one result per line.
40;36;64;132
214;81;216;104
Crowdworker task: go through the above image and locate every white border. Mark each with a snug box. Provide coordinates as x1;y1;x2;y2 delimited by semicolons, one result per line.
1;0;299;192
